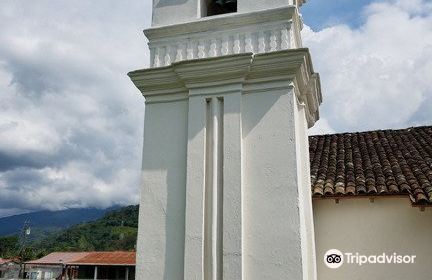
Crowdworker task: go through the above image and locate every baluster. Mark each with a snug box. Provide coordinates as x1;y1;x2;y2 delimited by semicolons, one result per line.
159;47;166;66
270;30;278;52
239;34;245;53
245;33;254;53
209;38;218;57
221;36;230;56
153;47;161;67
280;28;290;50
258;31;266;53
175;43;185;62
215;38;221;57
164;46;172;66
233;34;241;54
187;40;194;60
198;40;206;58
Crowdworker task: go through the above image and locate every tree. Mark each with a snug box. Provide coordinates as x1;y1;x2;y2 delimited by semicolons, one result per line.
0;235;18;258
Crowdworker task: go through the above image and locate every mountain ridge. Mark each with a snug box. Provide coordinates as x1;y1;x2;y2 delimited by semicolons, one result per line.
0;205;139;259
0;206;120;237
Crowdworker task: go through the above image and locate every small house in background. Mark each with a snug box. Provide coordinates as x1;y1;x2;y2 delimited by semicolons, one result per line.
25;252;87;280
68;252;135;280
24;251;135;280
0;258;20;279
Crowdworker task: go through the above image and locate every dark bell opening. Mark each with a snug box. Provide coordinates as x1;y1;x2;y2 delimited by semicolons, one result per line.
207;0;237;16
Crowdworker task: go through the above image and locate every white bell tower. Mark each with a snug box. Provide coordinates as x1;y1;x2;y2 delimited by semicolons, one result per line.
129;0;322;279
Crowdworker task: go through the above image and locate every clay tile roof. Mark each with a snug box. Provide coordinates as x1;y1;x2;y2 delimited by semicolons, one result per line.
70;251;135;266
25;252;90;265
309;126;432;205
0;258;14;265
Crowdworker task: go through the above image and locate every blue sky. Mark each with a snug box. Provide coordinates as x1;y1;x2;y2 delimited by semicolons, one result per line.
302;0;375;30
0;0;431;217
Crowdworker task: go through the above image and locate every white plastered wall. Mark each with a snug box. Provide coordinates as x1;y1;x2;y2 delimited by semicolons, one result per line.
238;0;299;13
151;0;301;27
242;88;303;279
131;50;321;280
151;0;198;27
137;87;315;280
136;100;188;279
314;198;432;280
294;98;317;280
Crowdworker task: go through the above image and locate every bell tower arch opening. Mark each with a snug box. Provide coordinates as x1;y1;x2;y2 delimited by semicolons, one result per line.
202;0;237;17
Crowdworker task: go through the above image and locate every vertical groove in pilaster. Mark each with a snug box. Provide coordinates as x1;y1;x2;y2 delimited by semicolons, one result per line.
204;97;224;280
204;99;213;280
217;97;224;280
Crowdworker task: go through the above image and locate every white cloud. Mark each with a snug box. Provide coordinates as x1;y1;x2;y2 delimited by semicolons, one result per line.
308;118;335;136
0;0;151;216
0;116;61;154
304;0;432;134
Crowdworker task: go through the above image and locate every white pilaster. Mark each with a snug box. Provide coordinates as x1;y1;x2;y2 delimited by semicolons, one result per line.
183;95;206;280
177;55;250;280
221;92;242;280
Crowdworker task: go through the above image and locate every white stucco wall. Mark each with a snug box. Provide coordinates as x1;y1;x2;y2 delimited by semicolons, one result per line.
25;266;62;280
313;197;432;280
242;89;303;279
238;0;298;13
136;86;313;280
131;50;321;280
294;100;317;280
151;0;198;26
136;100;188;279
151;0;300;27
137;87;315;280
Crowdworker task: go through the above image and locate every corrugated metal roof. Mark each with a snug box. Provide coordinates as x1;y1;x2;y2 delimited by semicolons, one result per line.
70;251;135;266
26;252;90;265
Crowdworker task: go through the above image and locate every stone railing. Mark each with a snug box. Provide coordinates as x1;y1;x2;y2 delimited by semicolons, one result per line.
144;6;303;68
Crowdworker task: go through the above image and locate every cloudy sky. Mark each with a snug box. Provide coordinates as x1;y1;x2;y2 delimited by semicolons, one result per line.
0;0;431;217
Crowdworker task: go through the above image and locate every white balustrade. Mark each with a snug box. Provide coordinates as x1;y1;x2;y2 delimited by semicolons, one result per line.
148;22;298;68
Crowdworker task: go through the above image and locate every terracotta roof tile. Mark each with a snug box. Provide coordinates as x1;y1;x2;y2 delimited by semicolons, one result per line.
309;126;432;205
26;251;135;266
26;252;90;265
0;258;15;265
70;251;135;266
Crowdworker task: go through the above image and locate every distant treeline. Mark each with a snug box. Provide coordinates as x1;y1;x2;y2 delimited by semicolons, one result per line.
0;205;139;260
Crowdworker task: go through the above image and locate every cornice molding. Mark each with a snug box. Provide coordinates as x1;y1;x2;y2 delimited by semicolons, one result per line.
246;48;321;127
128;66;186;96
173;54;253;89
128;49;322;125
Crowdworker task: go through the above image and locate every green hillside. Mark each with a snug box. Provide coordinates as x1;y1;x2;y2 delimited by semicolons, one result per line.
0;205;139;259
0;207;115;237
